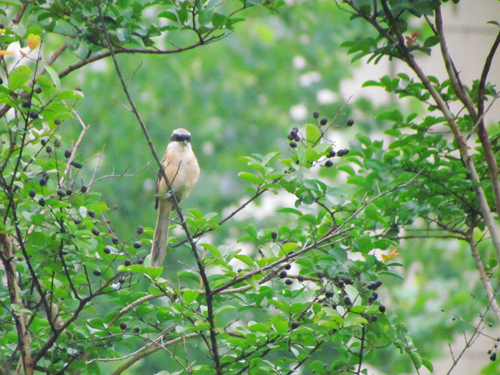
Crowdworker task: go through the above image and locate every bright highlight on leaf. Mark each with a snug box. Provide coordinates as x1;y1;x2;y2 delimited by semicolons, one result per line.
381;248;399;263
0;51;14;56
27;34;41;50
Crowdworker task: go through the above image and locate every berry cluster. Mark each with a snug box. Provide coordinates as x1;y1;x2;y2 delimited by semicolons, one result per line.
288;111;354;167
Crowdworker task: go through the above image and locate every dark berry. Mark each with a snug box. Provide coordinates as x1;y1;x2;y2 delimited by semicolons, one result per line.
42;171;49;180
367;282;375;290
38;197;45;206
297;275;304;282
337;281;345;289
91;228;100;236
124;259;131;266
103;247;111;254
337;150;344;157
112;236;119;245
54;139;61;148
29;189;36;198
329;150;336;157
289;141;297;148
279;270;287;278
120;322;127;330
287;132;294;140
64;149;71;158
93;269;102;276
325;290;334;298
343;149;349;155
325;160;333;168
290;130;297;139
284;263;291;270
285;279;293;285
344;277;354;285
317;270;324;279
379;304;386;313
0;77;3;85
22;100;30;108
45;145;52;153
291;321;299;329
271;231;278;240
372;292;378;300
71;162;83;169
133;241;142;249
57;189;66;197
39;178;47;187
320;117;327;126
347;119;354;126
491;353;497;361
371;314;378;322
30;112;39;119
54;119;61;125
41;139;47;146
343;296;352;305
137;258;144;265
119;276;126;284
74;218;81;225
34;87;41;93
368;296;375;304
80;185;88;193
313;111;319;119
292;126;299;132
66;189;72;196
137;225;144;235
134;326;140;333
88;210;95;218
374;279;382;288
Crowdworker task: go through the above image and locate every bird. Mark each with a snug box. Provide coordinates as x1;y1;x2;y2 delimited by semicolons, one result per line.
150;128;200;267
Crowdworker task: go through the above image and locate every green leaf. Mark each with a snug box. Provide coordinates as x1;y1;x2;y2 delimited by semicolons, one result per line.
281;242;299;253
344;313;368;327
306;123;321;144
298;214;317;224
158;11;178;22
235;254;254;267
8;65;31;92
215;305;237;314
200;243;221;257
424;35;440;48
146;267;163;279
183;290;199;304
277;207;301;215
309;360;326;375
43;64;61;92
422;358;433;372
199;9;213;25
212;13;226;28
238;172;262;185
305;147;319;162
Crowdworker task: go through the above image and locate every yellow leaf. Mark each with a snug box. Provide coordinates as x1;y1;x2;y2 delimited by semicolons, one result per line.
27;34;41;50
381;248;399;263
0;50;14;56
20;50;27;57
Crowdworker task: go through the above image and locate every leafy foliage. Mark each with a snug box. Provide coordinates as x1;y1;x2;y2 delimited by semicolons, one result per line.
1;1;500;375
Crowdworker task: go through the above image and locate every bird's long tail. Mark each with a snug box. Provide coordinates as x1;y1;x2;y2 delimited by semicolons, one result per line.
150;200;172;267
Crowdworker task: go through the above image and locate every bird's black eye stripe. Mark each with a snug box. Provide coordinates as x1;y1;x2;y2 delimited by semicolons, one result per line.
171;134;191;142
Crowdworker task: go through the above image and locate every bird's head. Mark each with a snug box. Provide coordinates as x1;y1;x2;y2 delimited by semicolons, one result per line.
170;128;192;146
